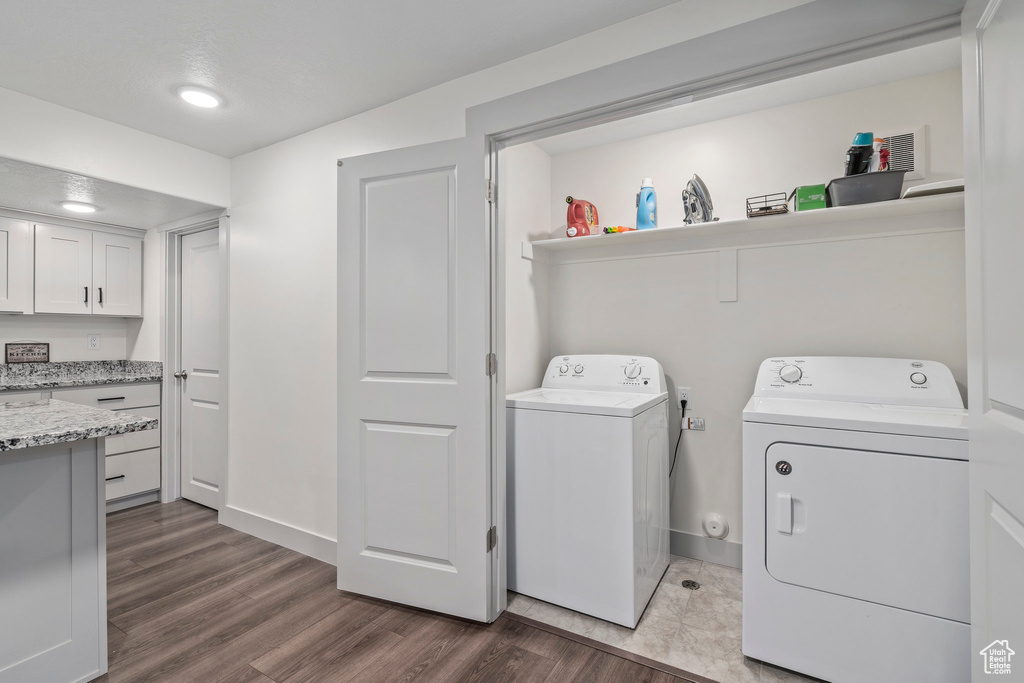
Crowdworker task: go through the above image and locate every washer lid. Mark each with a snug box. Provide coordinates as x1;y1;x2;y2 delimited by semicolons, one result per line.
743;396;968;440
507;388;667;418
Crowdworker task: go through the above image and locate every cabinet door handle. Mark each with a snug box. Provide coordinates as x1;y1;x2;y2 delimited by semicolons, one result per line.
97;396;126;402
84;286;88;304
105;475;126;482
99;287;103;304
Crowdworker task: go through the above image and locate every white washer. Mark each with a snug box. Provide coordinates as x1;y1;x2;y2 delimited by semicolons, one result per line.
742;357;969;683
507;354;670;628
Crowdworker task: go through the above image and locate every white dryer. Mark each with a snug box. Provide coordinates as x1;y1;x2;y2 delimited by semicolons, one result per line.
742;357;969;683
507;354;670;628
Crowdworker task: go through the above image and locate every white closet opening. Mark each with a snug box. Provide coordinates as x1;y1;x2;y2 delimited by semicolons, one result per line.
501;35;965;571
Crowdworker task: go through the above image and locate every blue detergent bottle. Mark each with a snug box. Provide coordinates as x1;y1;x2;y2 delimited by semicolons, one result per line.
636;178;657;230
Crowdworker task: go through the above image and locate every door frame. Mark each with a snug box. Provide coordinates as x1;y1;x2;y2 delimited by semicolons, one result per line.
466;9;960;621
159;210;231;512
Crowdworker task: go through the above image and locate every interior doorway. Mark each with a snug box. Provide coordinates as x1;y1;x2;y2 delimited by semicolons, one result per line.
177;227;222;508
160;214;229;511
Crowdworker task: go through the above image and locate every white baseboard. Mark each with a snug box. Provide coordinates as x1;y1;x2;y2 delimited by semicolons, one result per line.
214;509;737;572
220;504;337;565
670;530;742;569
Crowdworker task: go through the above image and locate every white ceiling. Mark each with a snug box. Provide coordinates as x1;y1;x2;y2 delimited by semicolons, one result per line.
0;157;222;230
0;0;678;158
534;39;963;156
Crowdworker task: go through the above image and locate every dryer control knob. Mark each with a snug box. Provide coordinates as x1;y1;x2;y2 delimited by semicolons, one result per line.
624;363;642;379
574;364;584;374
558;364;569;374
910;372;927;385
779;364;802;383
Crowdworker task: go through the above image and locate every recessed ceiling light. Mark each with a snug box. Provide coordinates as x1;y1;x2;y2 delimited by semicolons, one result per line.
177;86;221;108
61;201;97;213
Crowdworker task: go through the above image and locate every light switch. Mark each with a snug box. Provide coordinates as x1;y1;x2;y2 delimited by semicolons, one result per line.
88;334;101;350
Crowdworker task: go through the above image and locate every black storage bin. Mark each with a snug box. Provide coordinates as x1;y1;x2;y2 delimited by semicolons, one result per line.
826;170;908;207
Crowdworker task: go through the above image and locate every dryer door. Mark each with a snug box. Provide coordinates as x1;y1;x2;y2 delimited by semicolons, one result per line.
765;443;969;623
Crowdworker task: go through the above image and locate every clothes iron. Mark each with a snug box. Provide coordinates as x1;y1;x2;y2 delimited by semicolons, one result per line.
682;174;716;225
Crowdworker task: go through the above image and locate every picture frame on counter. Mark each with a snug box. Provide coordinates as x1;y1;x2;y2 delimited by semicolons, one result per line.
5;342;49;364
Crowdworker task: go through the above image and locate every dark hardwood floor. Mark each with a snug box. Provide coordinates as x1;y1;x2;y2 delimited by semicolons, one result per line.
97;500;686;683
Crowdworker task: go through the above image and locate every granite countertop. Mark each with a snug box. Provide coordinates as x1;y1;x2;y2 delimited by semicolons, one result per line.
0;360;162;392
0;398;159;451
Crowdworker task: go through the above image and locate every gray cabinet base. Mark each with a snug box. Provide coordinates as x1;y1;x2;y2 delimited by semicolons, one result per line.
0;439;107;683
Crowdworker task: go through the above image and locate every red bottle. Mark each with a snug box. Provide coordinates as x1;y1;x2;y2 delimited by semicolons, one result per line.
566;196;599;238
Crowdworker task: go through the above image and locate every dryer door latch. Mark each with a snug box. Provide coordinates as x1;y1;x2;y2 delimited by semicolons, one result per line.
776;492;793;535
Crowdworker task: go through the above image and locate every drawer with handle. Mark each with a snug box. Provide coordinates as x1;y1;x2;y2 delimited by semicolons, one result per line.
105;406;160;455
105;447;160;501
52;382;160;410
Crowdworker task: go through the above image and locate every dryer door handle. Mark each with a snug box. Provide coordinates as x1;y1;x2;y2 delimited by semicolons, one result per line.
776;492;793;535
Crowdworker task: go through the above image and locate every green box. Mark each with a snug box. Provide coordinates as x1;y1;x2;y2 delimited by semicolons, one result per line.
792;184;827;211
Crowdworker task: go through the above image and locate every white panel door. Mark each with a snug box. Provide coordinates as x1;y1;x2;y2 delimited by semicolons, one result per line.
963;1;1024;678
93;232;142;317
34;223;92;315
338;138;494;621
0;216;31;313
179;228;221;509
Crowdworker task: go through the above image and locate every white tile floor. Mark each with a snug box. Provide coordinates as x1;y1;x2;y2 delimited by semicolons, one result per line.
507;555;822;683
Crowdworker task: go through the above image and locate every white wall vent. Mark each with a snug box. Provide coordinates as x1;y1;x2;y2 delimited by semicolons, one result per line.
881;125;928;180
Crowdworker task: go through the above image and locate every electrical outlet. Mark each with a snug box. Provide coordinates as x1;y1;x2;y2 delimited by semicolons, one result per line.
677;386;691;404
87;334;100;350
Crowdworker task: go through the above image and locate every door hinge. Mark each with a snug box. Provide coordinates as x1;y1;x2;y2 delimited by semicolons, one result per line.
486;525;497;552
486;179;496;204
486;352;497;377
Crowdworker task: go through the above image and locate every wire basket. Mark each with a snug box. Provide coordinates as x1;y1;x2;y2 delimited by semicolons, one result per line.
746;193;790;218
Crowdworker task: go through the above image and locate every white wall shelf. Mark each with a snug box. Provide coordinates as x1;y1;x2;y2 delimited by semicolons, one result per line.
522;193;965;268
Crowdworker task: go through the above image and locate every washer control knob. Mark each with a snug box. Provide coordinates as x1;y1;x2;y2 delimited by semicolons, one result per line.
574;364;584;374
624;363;642;379
779;364;803;383
558;364;569;374
910;372;927;385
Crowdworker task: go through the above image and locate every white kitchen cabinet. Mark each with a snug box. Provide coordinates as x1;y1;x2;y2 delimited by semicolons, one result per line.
51;383;161;508
35;222;142;317
53;381;159;409
93;231;143;316
104;406;160;455
104;448;161;502
34;223;92;315
0;216;32;314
